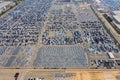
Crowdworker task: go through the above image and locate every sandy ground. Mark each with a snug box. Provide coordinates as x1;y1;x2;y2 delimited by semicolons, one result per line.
0;69;119;80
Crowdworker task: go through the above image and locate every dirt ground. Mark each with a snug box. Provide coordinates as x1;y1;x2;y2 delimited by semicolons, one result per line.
0;68;120;80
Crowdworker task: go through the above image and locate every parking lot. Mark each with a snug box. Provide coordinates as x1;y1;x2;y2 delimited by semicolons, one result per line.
0;0;119;68
0;0;53;67
0;0;52;46
42;4;83;45
33;45;88;68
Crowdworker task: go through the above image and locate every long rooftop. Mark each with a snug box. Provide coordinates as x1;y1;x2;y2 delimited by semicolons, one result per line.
0;1;12;9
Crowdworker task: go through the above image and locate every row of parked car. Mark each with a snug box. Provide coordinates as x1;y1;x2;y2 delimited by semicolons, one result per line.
91;59;116;69
28;78;44;80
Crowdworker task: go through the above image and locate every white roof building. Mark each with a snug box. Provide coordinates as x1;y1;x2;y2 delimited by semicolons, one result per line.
0;1;13;13
113;11;120;24
0;1;12;8
108;52;115;59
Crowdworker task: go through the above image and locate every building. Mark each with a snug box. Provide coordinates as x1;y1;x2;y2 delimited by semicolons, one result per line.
112;11;120;24
107;52;115;59
0;1;15;14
